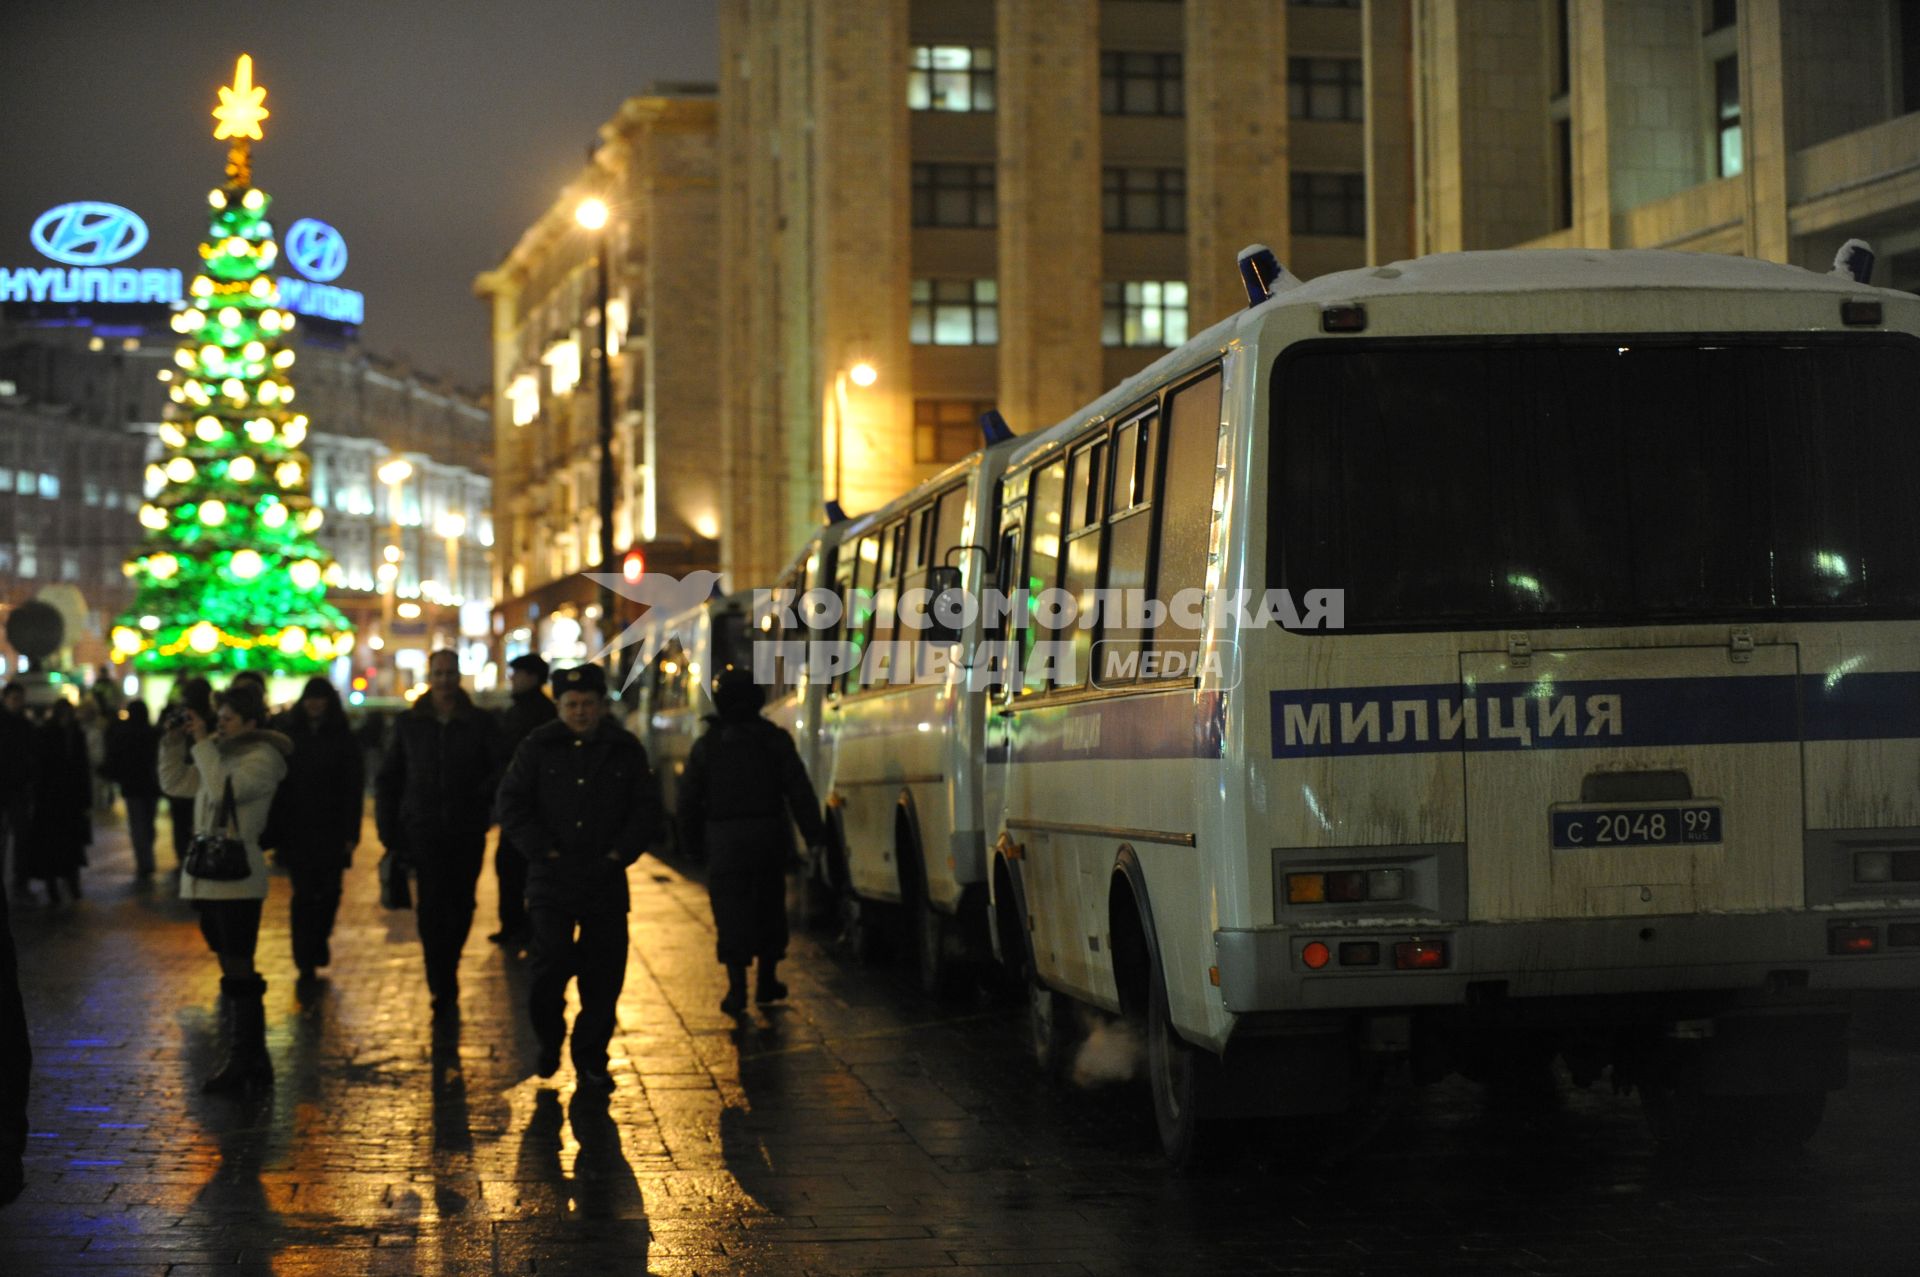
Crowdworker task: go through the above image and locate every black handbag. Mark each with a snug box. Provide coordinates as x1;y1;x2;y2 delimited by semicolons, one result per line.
377;849;412;910
184;777;252;881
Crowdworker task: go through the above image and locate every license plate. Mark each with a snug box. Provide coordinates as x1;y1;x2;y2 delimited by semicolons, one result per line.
1551;804;1722;850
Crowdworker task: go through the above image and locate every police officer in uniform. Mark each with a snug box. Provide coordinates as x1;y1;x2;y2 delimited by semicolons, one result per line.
496;664;662;1088
490;653;556;949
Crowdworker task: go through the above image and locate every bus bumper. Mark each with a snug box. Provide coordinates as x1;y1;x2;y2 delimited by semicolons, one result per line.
1214;910;1920;1014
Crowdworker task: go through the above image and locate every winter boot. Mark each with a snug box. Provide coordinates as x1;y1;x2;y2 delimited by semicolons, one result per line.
203;976;272;1093
720;964;749;1015
755;959;788;1004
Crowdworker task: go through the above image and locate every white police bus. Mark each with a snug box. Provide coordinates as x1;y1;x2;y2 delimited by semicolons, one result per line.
979;245;1920;1162
626;588;753;839
774;437;1019;989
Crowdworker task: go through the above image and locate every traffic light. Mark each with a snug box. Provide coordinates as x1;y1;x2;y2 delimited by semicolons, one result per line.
622;547;646;585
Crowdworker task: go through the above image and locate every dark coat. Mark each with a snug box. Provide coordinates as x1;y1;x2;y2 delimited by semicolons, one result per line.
677;712;826;873
102;718;161;801
374;692;504;858
270;710;365;868
28;721;92;878
0;710;34;799
499;689;558;754
495;717;663;914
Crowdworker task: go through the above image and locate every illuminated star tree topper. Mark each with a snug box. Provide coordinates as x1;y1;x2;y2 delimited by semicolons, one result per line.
113;54;353;674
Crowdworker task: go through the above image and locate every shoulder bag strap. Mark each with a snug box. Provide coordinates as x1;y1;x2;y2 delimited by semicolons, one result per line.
220;776;241;837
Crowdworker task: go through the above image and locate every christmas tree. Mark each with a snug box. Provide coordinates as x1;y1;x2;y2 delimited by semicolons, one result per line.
113;55;352;674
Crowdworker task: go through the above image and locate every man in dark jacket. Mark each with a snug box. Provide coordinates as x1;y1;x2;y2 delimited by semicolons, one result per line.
0;683;35;894
490;653;556;949
678;667;827;1014
375;650;504;1019
496;663;662;1089
103;701;163;877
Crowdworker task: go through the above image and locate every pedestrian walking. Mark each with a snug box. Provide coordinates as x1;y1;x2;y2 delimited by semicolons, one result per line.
163;677;215;872
29;701;92;906
0;683;35;897
490;653;556;950
269;679;364;988
103;701;163;878
496;663;662;1088
677;667;827;1014
374;650;504;1021
157;682;291;1093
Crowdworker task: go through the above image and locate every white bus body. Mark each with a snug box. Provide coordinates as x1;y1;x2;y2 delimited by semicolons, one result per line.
807;443;1018;989
981;249;1920;1159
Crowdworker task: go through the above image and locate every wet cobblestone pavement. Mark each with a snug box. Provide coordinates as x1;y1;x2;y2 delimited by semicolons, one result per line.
5;814;1920;1274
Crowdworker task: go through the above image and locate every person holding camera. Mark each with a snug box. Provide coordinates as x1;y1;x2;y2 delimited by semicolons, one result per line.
158;682;292;1094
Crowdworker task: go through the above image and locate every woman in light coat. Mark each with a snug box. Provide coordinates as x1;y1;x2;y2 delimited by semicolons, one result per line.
158;681;292;1094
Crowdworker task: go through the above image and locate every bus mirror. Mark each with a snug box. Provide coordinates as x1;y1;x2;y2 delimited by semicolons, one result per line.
928;565;964;645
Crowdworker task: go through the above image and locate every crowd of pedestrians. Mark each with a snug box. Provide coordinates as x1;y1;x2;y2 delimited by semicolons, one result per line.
0;648;832;1207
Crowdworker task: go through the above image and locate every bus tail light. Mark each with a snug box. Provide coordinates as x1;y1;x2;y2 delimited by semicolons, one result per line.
1287;867;1409;905
1394;940;1448;970
1829;925;1878;955
1301;941;1331;970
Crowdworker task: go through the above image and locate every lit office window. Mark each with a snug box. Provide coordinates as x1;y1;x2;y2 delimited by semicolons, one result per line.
1715;56;1743;177
1102;281;1189;348
909;46;995;112
911;280;999;346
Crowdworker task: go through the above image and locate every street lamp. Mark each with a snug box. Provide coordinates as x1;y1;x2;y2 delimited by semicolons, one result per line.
831;361;878;506
576;196;616;578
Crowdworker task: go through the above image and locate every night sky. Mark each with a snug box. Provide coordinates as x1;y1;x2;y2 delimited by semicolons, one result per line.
1;0;718;390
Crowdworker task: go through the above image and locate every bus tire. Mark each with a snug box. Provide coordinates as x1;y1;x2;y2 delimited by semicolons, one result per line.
1146;953;1215;1169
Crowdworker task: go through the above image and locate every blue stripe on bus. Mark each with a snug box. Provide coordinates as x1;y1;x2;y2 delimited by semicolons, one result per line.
1268;672;1920;759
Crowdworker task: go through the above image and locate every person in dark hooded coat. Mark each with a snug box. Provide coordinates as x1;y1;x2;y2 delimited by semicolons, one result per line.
103;701;162;877
677;667;827;1014
29;701;92;904
495;663;662;1088
270;678;364;985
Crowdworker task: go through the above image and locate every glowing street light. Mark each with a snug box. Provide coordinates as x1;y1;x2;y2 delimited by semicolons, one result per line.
575;197;609;231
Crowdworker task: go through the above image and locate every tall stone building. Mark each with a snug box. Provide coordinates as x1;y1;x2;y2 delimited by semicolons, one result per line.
716;0;1373;588
1389;0;1920;278
476;89;720;666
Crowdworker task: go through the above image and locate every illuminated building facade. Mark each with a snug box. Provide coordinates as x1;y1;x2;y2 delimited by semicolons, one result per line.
474;88;720;668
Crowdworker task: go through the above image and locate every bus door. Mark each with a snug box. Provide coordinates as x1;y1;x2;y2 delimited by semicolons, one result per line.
1458;641;1804;923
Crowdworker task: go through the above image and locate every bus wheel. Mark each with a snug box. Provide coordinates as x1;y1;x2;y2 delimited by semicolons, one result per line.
907;879;969;998
1146;956;1213;1168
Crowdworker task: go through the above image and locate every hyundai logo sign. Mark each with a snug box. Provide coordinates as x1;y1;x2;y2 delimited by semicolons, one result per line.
285;218;347;282
30;202;149;267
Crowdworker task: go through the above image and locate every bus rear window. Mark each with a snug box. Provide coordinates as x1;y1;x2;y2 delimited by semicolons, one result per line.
1273;337;1920;629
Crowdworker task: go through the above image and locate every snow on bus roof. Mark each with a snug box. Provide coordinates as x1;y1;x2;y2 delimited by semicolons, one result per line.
1006;248;1898;469
1282;248;1876;302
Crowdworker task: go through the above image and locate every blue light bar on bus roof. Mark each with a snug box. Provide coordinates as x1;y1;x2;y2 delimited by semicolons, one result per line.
1238;243;1284;308
979;409;1014;445
824;500;849;524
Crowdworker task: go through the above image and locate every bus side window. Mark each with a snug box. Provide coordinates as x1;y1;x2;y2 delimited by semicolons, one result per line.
1059;437;1107;690
848;533;881;691
1152;367;1223;666
1022;458;1067;696
1104;410;1157;680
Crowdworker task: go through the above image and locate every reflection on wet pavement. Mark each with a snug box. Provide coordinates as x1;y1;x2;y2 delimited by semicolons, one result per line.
5;815;1920;1274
